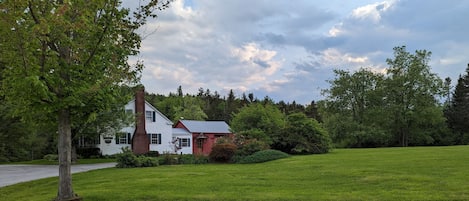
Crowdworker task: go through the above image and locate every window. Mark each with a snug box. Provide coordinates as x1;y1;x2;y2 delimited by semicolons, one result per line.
146;111;156;122
148;133;161;144
77;136;100;147
145;111;152;121
179;138;191;147
125;109;133;114
116;133;131;144
197;139;204;148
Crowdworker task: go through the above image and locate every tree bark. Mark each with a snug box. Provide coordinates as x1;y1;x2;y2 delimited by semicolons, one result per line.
56;108;77;200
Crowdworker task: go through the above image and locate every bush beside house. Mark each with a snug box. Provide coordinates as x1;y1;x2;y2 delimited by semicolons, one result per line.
116;147;158;168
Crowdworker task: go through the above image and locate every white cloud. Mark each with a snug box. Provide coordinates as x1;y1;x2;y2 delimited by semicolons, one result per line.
351;0;395;22
231;43;280;73
229;43;283;88
128;0;469;104
322;48;369;65
328;23;343;37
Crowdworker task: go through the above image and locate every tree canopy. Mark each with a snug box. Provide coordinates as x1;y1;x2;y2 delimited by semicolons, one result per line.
384;46;447;146
230;103;331;154
321;46;450;148
275;112;331;154
0;1;169;200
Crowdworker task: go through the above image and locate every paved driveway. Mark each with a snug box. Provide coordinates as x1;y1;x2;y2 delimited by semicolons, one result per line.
0;163;116;187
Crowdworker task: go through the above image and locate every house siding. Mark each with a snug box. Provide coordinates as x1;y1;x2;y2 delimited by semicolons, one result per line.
191;133;224;155
172;131;193;154
98;100;183;155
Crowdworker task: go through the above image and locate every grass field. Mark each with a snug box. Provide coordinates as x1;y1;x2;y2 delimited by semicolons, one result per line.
1;146;469;200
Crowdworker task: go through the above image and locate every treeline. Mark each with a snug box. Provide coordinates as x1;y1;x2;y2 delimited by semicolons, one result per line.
145;86;321;124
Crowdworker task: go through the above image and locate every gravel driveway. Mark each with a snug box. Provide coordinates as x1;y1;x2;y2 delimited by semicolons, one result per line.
0;163;116;187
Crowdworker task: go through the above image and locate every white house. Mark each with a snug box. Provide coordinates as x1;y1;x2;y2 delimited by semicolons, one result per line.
96;99;193;155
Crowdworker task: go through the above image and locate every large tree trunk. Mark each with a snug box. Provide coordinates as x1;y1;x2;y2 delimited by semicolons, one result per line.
56;109;80;201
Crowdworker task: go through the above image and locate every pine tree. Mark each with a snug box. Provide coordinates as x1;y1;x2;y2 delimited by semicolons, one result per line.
446;64;469;144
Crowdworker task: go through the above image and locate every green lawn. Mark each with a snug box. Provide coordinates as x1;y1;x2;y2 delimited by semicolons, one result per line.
2;146;469;200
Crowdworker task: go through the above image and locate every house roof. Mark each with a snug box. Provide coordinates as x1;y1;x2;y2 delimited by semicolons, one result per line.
178;120;231;134
172;128;191;135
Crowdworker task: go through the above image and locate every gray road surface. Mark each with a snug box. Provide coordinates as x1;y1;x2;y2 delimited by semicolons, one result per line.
0;163;116;187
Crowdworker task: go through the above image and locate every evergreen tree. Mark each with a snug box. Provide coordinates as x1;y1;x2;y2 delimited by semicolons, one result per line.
445;64;469;144
305;101;321;122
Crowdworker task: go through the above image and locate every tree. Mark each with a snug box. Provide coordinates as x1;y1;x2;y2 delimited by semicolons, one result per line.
320;47;448;147
72;89;134;160
0;1;170;200
304;101;321;122
231;103;285;146
275;113;331;154
384;46;447;146
445;64;469;144
199;89;225;120
321;68;389;147
173;96;208;122
177;85;183;97
224;89;240;122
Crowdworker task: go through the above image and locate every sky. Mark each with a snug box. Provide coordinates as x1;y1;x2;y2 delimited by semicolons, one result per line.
128;0;469;105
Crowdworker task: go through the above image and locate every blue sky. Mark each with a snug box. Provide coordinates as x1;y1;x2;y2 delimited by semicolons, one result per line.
130;0;469;104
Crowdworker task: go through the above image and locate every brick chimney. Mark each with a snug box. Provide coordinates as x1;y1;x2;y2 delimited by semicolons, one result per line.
131;86;150;154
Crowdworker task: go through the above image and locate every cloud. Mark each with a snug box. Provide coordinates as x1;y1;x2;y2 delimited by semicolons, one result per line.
351;0;395;23
325;0;469;80
130;0;469;104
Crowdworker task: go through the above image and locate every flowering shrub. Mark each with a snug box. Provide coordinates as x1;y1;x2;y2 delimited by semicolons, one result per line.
209;143;237;163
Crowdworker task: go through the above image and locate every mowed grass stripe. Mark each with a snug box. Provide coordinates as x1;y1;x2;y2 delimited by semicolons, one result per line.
1;146;468;200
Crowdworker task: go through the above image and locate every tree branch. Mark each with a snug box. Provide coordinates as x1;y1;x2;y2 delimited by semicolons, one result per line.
83;2;113;67
27;1;40;24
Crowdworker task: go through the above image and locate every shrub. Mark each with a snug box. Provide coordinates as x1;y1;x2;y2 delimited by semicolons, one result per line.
237;149;289;164
137;156;158;167
192;155;209;164
178;154;195;164
236;139;269;157
215;136;233;144
232;139;270;163
116;148;139;168
116;147;158;168
158;153;179;165
145;151;160;157
273;113;332;154
178;154;209;164
157;154;209;165
43;154;58;161
209;143;237;163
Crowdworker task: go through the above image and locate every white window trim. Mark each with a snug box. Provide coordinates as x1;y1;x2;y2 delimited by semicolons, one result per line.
180;138;190;147
145;111;153;121
148;133;161;144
